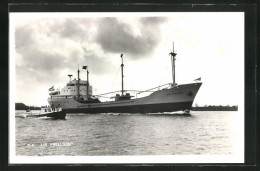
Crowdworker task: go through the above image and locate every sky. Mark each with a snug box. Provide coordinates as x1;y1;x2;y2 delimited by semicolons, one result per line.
10;12;244;106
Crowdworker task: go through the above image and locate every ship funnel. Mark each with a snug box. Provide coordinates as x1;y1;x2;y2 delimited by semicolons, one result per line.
68;74;73;81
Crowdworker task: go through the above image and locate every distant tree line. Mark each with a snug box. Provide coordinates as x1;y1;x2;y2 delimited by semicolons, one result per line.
15;103;41;110
192;105;238;111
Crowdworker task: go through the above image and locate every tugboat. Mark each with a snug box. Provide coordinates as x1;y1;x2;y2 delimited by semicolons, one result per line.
35;106;66;119
48;43;202;114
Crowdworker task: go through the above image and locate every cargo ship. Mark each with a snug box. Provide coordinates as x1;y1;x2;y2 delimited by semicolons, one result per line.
48;43;202;114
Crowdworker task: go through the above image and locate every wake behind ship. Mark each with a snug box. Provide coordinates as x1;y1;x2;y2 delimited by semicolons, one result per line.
48;43;202;114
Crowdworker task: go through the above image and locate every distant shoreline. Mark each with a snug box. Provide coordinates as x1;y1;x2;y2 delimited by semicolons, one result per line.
15;103;238;111
15;103;41;110
191;106;238;111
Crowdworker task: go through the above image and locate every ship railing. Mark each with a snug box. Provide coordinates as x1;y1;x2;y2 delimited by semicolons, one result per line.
136;83;173;95
94;90;147;98
49;95;74;98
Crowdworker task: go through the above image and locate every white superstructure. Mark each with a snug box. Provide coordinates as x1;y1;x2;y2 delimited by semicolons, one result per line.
49;80;93;101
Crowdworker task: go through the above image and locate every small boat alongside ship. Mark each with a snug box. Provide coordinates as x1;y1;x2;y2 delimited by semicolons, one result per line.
35;107;66;119
20;107;66;119
48;43;202;114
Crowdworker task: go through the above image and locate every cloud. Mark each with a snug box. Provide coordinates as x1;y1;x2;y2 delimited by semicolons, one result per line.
15;17;167;71
61;19;82;38
14;18;108;80
95;17;166;58
140;17;167;24
15;50;68;84
15;25;35;49
80;46;116;75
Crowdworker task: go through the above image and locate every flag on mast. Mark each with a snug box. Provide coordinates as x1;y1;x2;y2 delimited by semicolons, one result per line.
49;86;54;91
194;77;201;82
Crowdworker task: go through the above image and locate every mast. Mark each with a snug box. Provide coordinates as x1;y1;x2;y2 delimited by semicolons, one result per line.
169;42;177;85
120;54;124;96
82;66;89;100
77;66;80;100
87;70;89;99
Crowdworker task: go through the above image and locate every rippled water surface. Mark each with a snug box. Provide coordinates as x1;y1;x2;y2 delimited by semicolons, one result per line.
15;111;236;156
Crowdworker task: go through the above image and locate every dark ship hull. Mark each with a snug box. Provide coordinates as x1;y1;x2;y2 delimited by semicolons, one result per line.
63;101;193;114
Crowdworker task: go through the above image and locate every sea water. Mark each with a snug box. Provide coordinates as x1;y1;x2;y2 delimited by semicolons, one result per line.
15;111;236;156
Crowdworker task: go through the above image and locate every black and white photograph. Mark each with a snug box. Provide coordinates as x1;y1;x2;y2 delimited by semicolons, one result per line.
9;12;244;164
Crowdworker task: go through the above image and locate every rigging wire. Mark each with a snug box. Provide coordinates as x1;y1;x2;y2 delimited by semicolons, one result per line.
109;67;120;91
94;84;171;98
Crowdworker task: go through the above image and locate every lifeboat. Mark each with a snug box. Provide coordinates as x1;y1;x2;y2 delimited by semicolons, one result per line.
49;90;60;95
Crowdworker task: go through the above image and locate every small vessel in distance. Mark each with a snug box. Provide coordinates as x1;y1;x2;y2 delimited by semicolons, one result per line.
48;43;202;114
27;107;66;119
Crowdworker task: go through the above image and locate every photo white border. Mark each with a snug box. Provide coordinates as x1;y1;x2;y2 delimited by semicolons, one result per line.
9;12;244;164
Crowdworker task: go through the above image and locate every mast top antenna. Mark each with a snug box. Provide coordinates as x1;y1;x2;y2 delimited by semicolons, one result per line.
169;42;177;58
